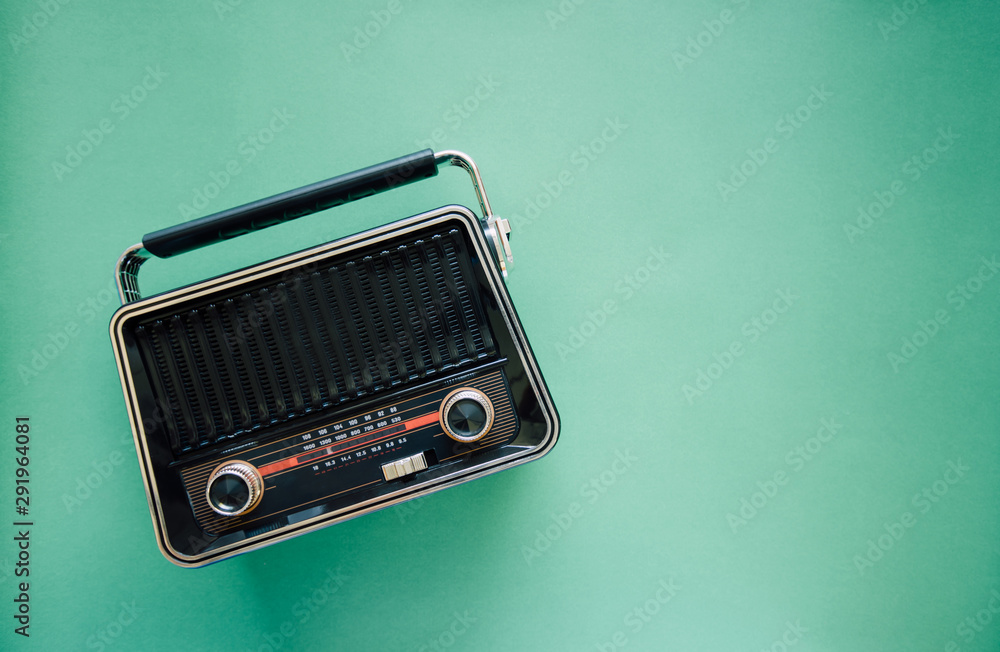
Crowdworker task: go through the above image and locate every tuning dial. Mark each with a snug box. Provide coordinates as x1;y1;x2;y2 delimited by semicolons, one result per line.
439;388;494;443
205;461;263;517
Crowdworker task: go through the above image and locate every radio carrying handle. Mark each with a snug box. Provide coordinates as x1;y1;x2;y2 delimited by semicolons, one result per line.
115;149;513;303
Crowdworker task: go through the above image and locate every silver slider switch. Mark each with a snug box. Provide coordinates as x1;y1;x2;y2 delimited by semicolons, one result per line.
382;452;428;482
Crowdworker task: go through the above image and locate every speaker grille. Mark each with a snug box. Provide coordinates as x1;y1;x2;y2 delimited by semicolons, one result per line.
132;228;496;455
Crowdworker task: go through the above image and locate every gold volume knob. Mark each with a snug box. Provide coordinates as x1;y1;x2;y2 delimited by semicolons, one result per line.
439;388;494;443
205;461;263;517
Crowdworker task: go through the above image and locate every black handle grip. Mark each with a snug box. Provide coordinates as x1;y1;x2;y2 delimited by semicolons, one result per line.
142;149;438;258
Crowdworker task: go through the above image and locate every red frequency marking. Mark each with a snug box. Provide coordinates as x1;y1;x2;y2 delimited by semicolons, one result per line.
257;412;439;477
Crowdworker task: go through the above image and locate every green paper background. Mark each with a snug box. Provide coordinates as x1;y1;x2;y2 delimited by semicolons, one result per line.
2;1;999;650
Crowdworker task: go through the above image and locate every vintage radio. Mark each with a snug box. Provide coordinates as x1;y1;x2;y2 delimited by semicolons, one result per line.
109;149;559;566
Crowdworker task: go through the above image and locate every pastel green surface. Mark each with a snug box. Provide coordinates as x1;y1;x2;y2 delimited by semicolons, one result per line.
1;1;998;650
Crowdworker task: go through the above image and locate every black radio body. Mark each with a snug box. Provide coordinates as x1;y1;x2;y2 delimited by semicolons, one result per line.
109;150;559;566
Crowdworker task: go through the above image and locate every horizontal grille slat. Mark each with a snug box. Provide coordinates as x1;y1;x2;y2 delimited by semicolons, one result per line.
132;228;496;456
